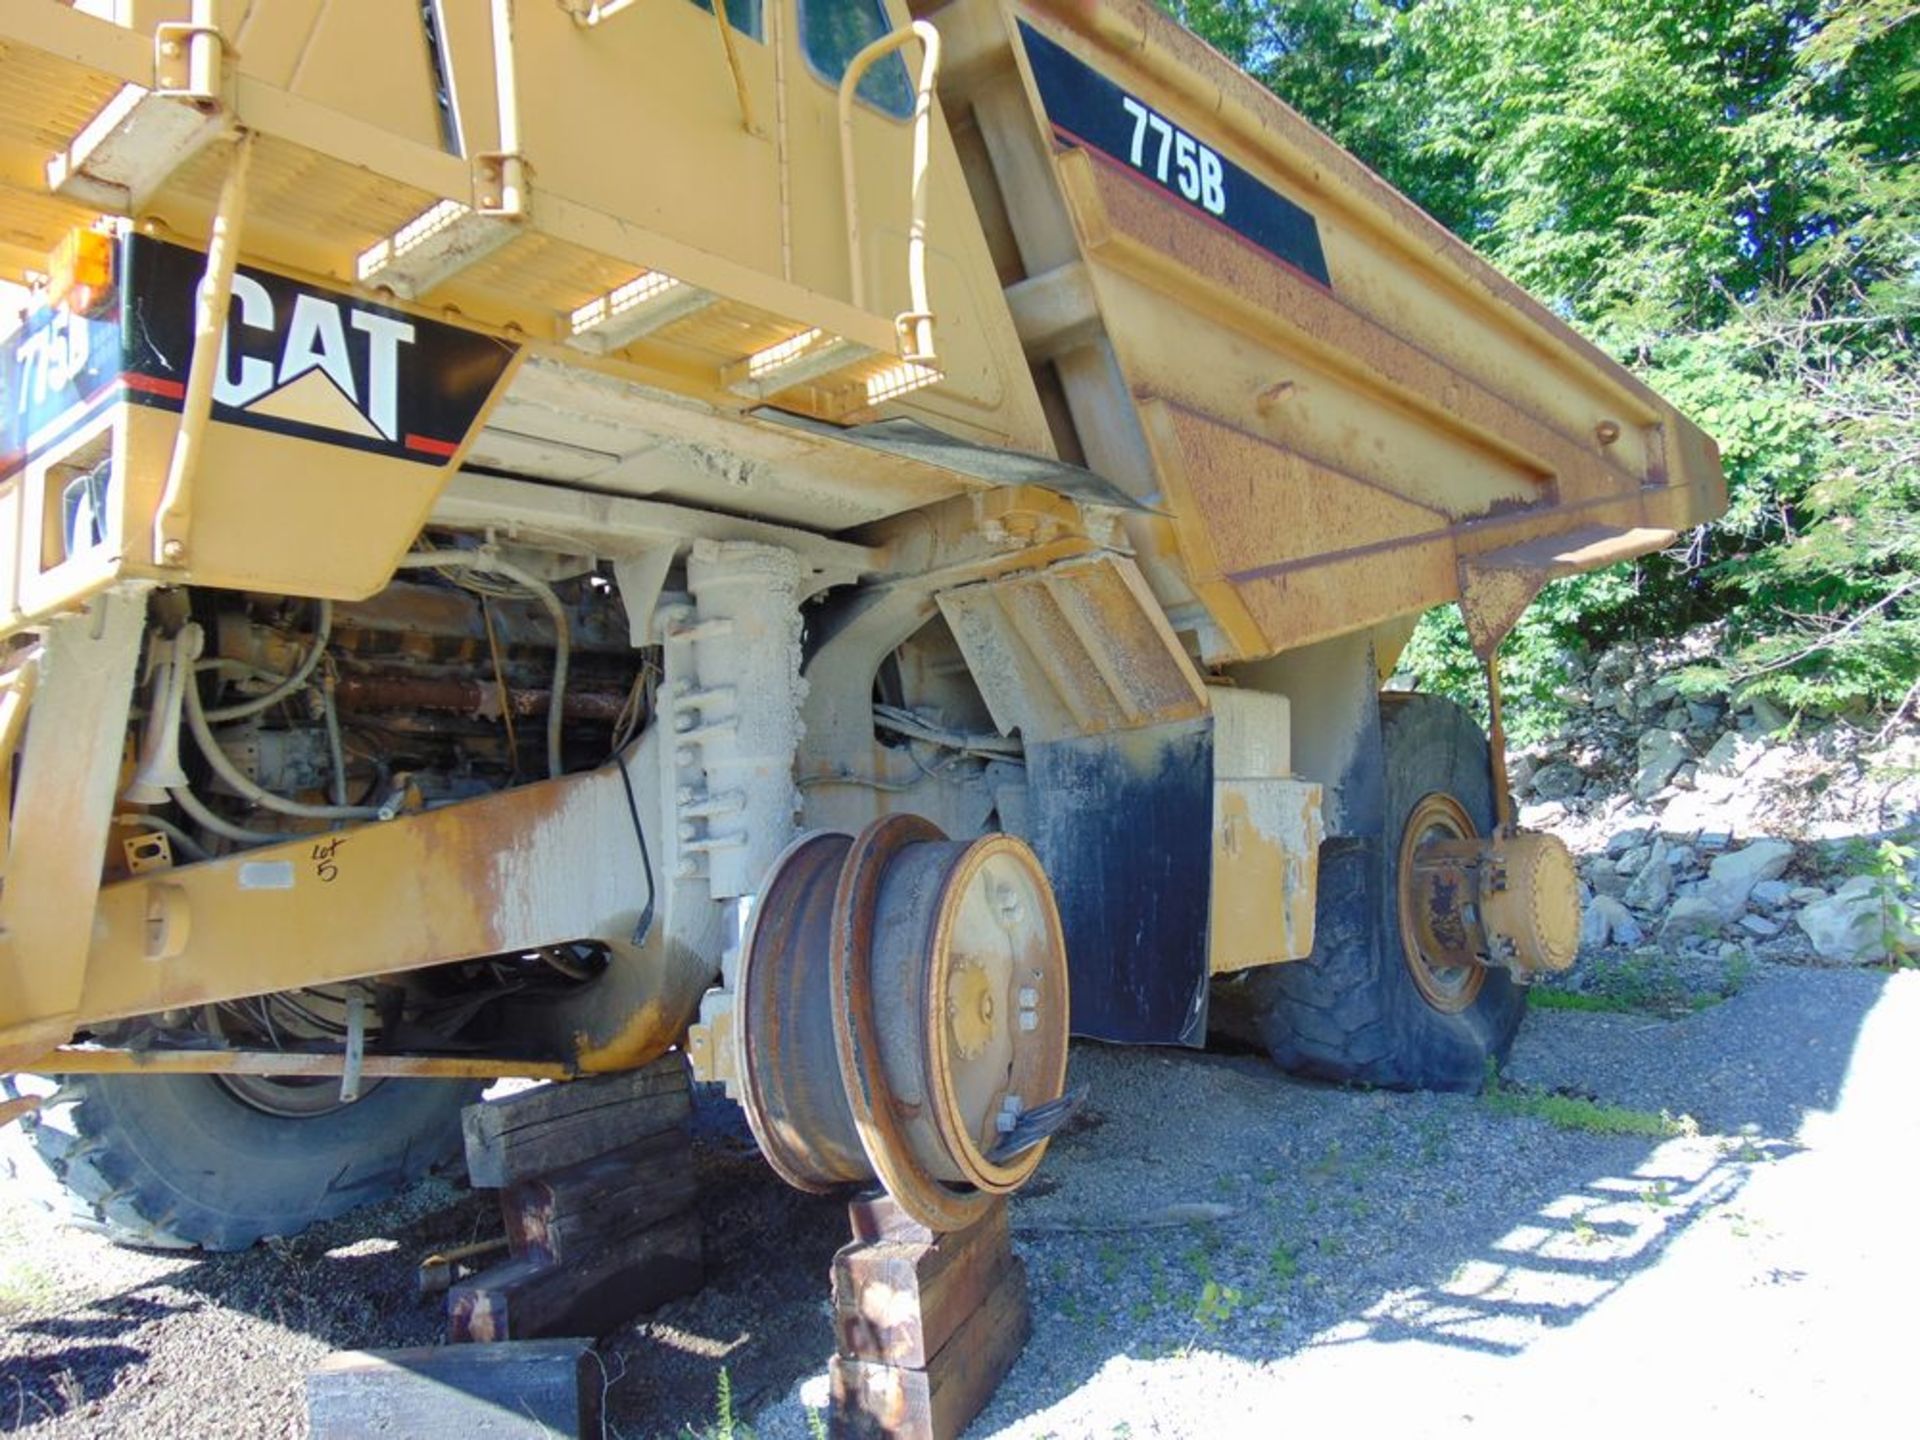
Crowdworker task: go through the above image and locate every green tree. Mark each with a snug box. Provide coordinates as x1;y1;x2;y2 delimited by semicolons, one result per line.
1167;0;1920;730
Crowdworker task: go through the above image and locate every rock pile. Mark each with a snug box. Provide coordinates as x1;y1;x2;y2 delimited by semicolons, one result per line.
1488;633;1920;966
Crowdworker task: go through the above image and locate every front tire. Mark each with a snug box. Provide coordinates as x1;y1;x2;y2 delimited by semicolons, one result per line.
16;1069;479;1251
1235;693;1526;1091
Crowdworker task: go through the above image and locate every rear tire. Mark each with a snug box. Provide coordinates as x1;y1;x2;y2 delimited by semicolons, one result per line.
1236;693;1526;1091
14;1070;479;1251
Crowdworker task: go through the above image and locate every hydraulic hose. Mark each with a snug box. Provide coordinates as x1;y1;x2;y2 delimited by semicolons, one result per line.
166;783;297;848
180;623;382;822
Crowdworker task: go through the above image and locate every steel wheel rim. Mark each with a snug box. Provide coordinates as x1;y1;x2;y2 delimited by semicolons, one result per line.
831;814;991;1233
735;829;861;1193
1398;792;1487;1014
925;835;1069;1193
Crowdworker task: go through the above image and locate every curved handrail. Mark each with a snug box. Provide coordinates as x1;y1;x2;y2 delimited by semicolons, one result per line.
838;19;941;366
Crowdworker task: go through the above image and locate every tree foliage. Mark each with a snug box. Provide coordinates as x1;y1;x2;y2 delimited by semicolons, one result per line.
1165;0;1919;732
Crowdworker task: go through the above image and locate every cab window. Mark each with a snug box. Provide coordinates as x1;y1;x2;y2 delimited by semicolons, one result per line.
799;0;913;119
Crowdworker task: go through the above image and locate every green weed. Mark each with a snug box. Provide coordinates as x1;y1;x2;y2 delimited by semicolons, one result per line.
1483;1070;1693;1138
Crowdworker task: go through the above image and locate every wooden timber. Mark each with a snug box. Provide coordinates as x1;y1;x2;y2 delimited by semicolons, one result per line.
307;1339;602;1439
827;1194;1030;1440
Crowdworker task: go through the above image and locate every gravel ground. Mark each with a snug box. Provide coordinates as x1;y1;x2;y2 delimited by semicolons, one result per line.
2;958;1912;1438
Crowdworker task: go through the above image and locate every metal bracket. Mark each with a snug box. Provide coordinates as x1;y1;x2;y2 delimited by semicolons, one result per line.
338;994;367;1104
152;21;225;102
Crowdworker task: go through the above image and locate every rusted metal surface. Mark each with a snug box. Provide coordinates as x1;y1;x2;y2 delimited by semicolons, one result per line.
1397;792;1488;1014
69;733;709;1078
1456;524;1676;661
332;674;628;723
17;1046;577;1080
734;815;1070;1233
937;551;1207;743
958;0;1727;663
736;830;869;1193
1406;823;1582;987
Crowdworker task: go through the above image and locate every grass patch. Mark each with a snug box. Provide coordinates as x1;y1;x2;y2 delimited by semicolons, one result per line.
1530;947;1748;1019
1483;1073;1693;1138
1528;988;1638;1014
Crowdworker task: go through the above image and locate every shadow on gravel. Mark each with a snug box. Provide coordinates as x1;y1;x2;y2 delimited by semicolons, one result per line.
0;1345;147;1431
0;1177;495;1433
955;963;1893;1434
0;965;1892;1438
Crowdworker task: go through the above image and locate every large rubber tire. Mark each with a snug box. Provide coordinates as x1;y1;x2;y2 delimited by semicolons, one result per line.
1239;693;1526;1091
14;1071;480;1250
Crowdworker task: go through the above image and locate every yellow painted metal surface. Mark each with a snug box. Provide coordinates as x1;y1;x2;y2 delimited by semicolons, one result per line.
1206;688;1321;973
943;0;1726;661
0;0;1732;1070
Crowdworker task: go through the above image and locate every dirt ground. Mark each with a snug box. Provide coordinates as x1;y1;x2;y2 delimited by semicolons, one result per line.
1;958;1913;1438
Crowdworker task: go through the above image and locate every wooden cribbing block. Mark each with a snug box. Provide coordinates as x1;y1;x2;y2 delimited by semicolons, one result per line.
504;1129;700;1266
827;1194;1029;1439
832;1199;1012;1368
450;1211;704;1343
307;1339;602;1439
462;1055;690;1189
829;1259;1029;1440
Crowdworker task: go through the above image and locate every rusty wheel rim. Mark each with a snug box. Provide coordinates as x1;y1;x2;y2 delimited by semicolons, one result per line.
1398;792;1486;1014
925;835;1070;1194
831;814;991;1234
736;830;860;1193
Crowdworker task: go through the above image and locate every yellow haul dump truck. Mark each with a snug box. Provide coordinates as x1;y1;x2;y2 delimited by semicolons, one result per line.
0;0;1721;1249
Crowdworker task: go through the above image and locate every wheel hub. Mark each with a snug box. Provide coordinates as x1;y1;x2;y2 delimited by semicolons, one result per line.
1397;792;1488;1014
735;816;1071;1231
1400;796;1582;1005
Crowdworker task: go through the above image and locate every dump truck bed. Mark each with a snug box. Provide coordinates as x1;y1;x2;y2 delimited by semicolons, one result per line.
943;0;1724;662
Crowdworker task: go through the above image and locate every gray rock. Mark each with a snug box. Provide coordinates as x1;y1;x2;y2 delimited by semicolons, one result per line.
1590;867;1630;899
1580;903;1610;950
1531;762;1586;801
1592;895;1643;946
1672;762;1699;790
1698;731;1764;779
1739;914;1783;938
1739;695;1790;735
1623;839;1674;911
1795;877;1917;963
1606;826;1657;857
1633;730;1690;801
1581;894;1636;948
1789;885;1828;905
1750;879;1793;909
1507;753;1539;794
1697;831;1734;852
1686;701;1723;729
1614;844;1651;875
1661;895;1726;940
1701;839;1797;920
1667;844;1699;874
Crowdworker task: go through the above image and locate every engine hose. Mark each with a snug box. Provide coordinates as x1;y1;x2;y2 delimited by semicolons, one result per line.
395;550;571;780
167;784;297;848
320;676;349;807
180;627;383;822
203;599;333;722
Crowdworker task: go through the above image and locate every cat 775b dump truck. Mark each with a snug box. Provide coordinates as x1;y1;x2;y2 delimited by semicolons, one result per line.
0;0;1721;1250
